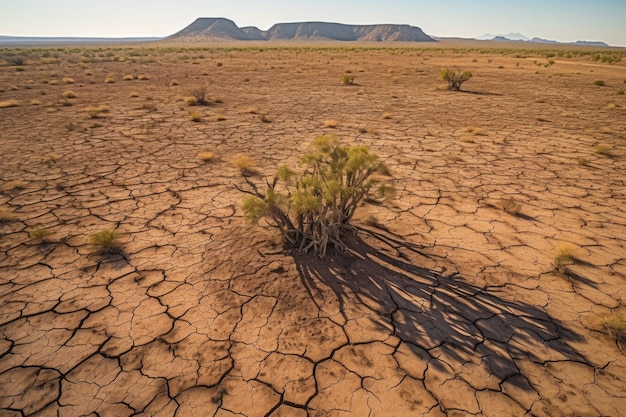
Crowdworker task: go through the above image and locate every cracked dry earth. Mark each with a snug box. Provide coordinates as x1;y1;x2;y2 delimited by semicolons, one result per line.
0;46;625;416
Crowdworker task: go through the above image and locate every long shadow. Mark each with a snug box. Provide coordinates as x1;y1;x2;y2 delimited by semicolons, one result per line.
293;227;587;390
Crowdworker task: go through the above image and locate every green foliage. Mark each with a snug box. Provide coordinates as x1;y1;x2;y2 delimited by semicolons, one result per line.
239;135;393;257
89;229;121;253
440;68;473;90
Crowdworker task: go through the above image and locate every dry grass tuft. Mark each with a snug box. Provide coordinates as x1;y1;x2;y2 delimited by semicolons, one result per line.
123;74;134;81
138;74;149;80
553;242;581;272
85;105;110;118
382;112;393;119
190;112;202;122
500;197;522;215
603;316;626;342
104;74;116;83
29;228;52;242
245;106;259;114
233;155;257;176
2;180;27;192
63;90;76;99
465;126;488;136
183;96;198;106
0;207;16;222
197;152;214;162
323;119;338;128
62;77;75;84
594;144;613;156
0;99;18;108
89;229;121;254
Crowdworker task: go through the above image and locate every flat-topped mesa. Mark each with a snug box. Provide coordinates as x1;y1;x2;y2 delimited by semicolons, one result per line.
167;18;437;42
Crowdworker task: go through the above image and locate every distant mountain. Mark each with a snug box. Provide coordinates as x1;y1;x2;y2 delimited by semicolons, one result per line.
476;32;608;47
477;32;529;41
166;18;436;42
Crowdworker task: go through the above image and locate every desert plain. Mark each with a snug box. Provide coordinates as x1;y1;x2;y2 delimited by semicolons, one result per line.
0;42;625;416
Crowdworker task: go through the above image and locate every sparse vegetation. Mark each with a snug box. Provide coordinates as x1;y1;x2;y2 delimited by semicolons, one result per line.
595;144;613;156
239;135;393;257
63;77;75;84
577;157;589;166
0;99;18;108
89;229;121;254
500;197;522;216
197;152;214;162
2;180;26;192
603;316;626;342
382;112;393;119
29;228;51;243
85;105;110;118
188;85;211;105
123;74;134;81
0;207;16;222
104;74;116;83
233;155;257;176
323;119;338;128
440;68;473;91
553;242;581;272
190;112;202;122
342;75;355;85
63;90;76;99
594;80;606;86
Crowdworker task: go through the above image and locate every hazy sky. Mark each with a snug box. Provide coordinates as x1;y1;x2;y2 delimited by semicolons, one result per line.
1;0;624;46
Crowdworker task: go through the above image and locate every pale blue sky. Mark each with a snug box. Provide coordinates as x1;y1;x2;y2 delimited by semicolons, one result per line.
0;0;624;46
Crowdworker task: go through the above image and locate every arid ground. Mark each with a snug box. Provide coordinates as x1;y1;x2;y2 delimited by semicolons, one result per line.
1;43;625;416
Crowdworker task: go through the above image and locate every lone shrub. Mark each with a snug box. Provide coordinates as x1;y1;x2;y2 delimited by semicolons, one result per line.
188;85;211;105
440;68;473;91
238;135;393;257
89;229;121;254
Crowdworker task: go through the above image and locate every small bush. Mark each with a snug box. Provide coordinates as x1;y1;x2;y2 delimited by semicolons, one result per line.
239;135;393;257
104;74;115;83
197;152;214;162
577;157;589;166
138;74;149;80
0;99;18;108
553;243;580;272
382;112;393;119
187;85;210;105
2;180;26;192
0;207;16;222
85;105;110;118
603;317;626;342
594;80;605;86
63;90;76;99
29;228;51;242
500;197;522;216
233;155;257;176
342;75;355;85
190;112;202;122
595;144;612;156
440;68;473;90
123;74;134;81
63;77;75;84
89;229;121;253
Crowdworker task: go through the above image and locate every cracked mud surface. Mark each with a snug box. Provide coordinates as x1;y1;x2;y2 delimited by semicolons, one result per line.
1;46;625;416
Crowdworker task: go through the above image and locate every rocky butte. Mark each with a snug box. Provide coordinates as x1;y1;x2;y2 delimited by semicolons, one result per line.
166;17;436;42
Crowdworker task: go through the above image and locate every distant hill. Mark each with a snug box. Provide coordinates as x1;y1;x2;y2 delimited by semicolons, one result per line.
166;18;436;42
477;33;608;47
